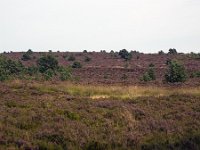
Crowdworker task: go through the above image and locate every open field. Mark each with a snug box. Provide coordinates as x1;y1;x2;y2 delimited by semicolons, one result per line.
0;80;200;149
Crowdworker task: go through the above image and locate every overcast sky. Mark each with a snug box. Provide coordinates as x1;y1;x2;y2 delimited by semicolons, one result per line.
0;0;200;53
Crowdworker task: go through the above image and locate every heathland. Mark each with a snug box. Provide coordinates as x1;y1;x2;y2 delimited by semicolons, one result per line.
0;49;200;149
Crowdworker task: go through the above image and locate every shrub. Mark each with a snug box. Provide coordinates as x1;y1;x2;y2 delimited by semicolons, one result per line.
191;71;200;78
158;50;165;55
27;66;39;76
141;64;156;82
0;56;25;81
165;60;187;83
64;111;80;120
37;55;58;73
43;69;55;80
83;50;87;53
72;62;82;68
58;67;72;81
166;59;172;65
27;49;33;55
148;67;156;80
110;50;114;54
168;48;177;54
68;55;75;61
119;49;132;60
21;53;31;61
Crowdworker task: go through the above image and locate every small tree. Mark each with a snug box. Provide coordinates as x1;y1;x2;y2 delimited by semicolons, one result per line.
158;50;165;55
27;49;33;55
168;48;177;55
119;49;132;61
37;55;58;73
165;60;187;83
141;64;156;81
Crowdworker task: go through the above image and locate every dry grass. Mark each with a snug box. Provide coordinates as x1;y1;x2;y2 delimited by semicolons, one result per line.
8;80;200;100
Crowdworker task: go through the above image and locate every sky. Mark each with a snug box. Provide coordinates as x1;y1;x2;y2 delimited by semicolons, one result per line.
0;0;200;53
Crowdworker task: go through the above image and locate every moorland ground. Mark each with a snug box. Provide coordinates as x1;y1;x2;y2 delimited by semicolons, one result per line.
0;80;200;149
0;51;200;149
2;51;200;85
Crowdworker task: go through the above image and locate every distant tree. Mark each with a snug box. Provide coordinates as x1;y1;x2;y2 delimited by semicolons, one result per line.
168;48;177;55
119;49;132;61
37;55;58;73
165;60;187;83
27;49;33;55
83;50;87;53
158;50;165;55
100;50;106;53
110;50;114;54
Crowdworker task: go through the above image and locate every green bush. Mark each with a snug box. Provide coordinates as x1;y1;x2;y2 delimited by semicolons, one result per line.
37;55;58;73
165;60;187;83
141;65;156;82
119;49;132;61
191;71;200;78
141;72;152;82
43;69;55;80
58;67;72;81
27;66;39;76
72;62;82;68
0;56;25;81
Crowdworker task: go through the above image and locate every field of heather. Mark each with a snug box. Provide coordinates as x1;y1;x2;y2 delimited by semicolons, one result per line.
0;80;200;149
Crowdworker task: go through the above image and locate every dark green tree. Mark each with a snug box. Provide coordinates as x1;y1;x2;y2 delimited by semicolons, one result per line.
119;49;132;60
165;60;187;83
37;55;58;73
168;48;177;55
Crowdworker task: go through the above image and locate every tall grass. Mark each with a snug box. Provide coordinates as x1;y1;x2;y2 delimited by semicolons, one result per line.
8;80;200;100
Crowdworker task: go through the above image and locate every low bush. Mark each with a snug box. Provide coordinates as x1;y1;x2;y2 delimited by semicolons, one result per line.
21;53;31;61
0;56;25;81
141;64;156;82
58;67;72;81
72;62;82;68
